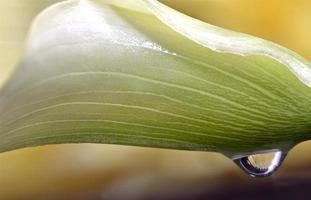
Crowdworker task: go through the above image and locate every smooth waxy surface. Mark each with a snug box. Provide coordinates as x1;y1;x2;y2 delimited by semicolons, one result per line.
0;0;311;156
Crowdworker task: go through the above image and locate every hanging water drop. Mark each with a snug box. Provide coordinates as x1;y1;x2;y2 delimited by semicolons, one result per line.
233;150;287;177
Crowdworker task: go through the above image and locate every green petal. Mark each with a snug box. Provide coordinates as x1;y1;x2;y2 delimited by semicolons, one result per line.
0;0;311;155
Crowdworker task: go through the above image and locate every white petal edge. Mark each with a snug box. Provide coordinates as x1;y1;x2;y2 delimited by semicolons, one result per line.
144;0;311;87
26;0;311;88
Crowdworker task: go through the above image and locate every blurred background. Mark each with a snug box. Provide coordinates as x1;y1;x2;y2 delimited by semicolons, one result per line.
1;0;311;199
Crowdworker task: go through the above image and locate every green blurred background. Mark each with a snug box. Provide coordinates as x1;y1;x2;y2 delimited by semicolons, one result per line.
1;0;311;199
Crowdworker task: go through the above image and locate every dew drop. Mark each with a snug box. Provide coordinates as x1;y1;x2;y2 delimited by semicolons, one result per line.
233;150;287;177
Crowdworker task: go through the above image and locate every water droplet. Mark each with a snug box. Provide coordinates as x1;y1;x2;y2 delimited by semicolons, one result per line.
233;150;287;177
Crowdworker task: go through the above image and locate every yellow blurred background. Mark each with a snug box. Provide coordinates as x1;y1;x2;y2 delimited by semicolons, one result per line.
1;0;311;199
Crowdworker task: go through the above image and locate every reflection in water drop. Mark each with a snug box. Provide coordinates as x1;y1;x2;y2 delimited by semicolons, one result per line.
233;150;287;177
